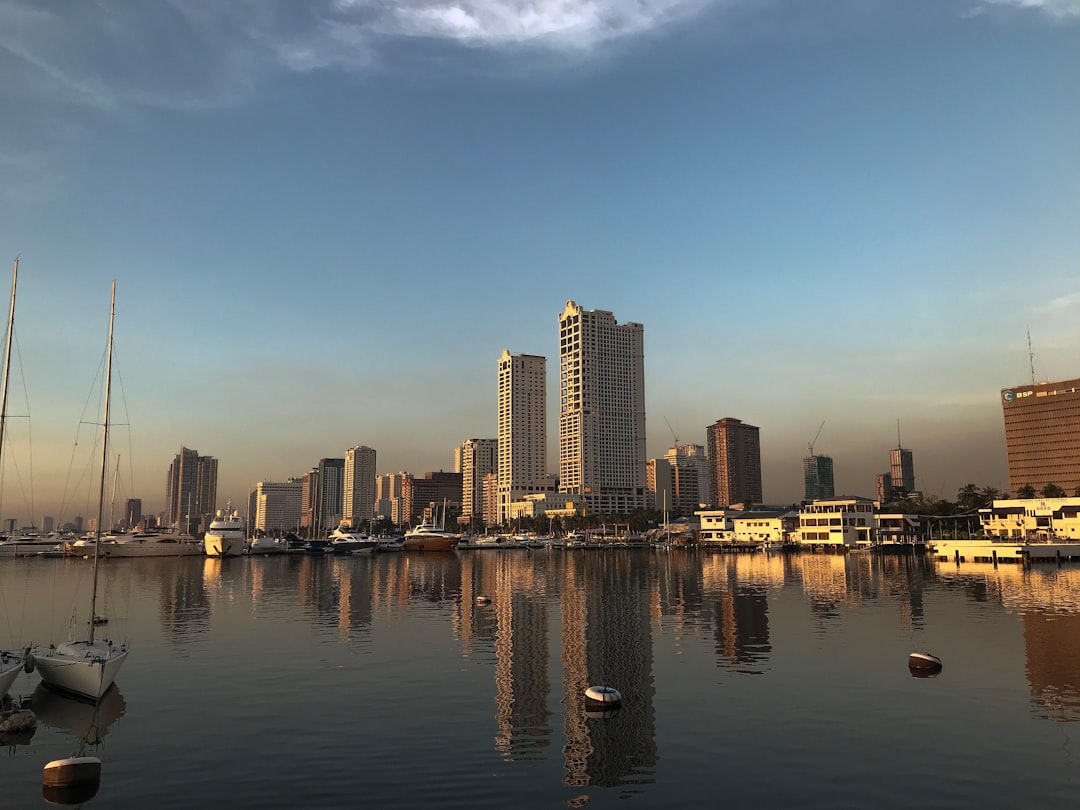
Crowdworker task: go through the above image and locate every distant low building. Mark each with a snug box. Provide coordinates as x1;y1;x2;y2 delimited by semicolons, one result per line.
796;496;878;547
979;497;1080;540
732;510;799;544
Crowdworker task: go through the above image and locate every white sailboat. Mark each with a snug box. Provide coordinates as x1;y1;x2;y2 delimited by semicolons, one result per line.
0;258;29;695
33;282;129;701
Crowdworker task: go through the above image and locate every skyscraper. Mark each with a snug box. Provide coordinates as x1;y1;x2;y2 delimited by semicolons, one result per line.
803;455;835;502
316;457;345;532
1002;378;1080;496
706;418;762;507
889;447;915;494
459;438;498;524
165;446;218;531
664;444;710;513
343;445;377;527
558;301;647;517
498;350;548;524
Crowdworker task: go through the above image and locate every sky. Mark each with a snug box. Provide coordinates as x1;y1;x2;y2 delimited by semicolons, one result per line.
0;0;1078;524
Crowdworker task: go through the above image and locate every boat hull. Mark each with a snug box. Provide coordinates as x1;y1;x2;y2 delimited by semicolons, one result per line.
0;659;22;696
33;641;128;701
204;535;244;557
101;541;203;558
402;536;460;552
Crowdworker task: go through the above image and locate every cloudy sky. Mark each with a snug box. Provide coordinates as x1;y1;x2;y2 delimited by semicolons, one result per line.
1;0;1078;522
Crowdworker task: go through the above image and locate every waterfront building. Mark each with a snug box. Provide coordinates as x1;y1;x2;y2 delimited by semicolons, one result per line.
557;301;647;517
343;445;377;527
664;444;709;512
252;479;303;535
732;510;799;544
706;418;762;507
408;471;462;524
300;467;319;535
1001;378;1080;496
796;496;877;547
165;446;218;532
803;455;835;502
316;458;345;532
375;472;410;526
459;438;498;525
979;497;1080;540
694;508;741;544
481;473;499;527
498;350;550;524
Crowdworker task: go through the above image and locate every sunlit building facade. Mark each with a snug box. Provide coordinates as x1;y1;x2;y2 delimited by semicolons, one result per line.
498;351;549;524
343;445;377;527
706;418;762;507
1002;378;1080;497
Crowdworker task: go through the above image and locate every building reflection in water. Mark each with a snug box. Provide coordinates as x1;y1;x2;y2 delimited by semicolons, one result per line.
159;559;210;643
561;553;656;790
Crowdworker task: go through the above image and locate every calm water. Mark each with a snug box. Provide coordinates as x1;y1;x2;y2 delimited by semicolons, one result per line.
2;549;1080;808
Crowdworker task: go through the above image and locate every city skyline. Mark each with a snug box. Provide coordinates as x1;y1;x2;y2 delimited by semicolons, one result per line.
1;2;1078;519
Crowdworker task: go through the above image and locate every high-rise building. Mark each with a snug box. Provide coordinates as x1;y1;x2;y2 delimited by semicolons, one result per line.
252;479;303;534
876;472;893;503
481;473;499;526
343;445;377;527
165;446;218;531
664;444;710;513
557;301;647;517
498;350;549;524
300;467;319;535
803;455;835;502
316;457;345;533
889;447;915;494
459;438;498;524
123;498;143;531
706;418;762;507
408;471;462;524
375;472;410;525
1002;378;1080;496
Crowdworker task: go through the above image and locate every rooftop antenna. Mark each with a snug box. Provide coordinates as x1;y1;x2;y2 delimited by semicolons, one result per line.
1027;327;1036;385
897;419;902;450
808;420;825;456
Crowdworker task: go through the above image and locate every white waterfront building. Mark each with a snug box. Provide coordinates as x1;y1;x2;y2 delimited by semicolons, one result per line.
253;479;303;535
343;445;377;527
498;350;550;524
979;497;1080;540
558;300;647;517
797;496;878;547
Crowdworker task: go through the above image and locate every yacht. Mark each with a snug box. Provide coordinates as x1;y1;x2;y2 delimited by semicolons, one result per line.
248;535;284;555
0;533;66;557
94;531;202;558
327;527;376;554
203;509;245;557
402;521;462;552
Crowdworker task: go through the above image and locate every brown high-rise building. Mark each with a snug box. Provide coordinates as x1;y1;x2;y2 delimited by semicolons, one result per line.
1002;378;1080;496
165;446;218;531
706;417;762;507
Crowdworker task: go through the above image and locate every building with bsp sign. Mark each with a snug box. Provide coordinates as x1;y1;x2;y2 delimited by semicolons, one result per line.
1002;378;1080;497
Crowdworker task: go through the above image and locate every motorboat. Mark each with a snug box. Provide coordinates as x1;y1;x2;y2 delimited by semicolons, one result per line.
203;508;245;557
373;536;404;553
248;535;284;555
327;527;376;555
402;521;462;552
94;532;202;558
0;533;67;557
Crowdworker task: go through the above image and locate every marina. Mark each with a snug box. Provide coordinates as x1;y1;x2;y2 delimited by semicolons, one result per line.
2;551;1080;808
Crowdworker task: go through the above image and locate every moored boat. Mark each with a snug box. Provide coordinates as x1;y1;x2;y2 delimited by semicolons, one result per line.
327;527;376;554
402;521;461;552
203;508;245;557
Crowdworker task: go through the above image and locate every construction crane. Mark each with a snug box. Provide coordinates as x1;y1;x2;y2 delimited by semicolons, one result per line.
664;416;680;449
808;420;826;456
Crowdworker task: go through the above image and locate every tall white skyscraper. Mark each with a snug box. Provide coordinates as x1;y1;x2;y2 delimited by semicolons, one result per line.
253;479;303;534
498;350;548;524
458;438;498;523
343;445;377;526
558;300;647;516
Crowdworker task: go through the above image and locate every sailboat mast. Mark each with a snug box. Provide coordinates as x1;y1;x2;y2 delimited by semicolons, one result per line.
0;259;18;518
89;281;116;645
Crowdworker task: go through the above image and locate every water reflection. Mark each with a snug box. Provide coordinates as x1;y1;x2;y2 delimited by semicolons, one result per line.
30;684;126;745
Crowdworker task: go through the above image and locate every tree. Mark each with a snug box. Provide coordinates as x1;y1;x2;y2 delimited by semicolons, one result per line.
956;483;981;513
1017;484;1036;499
1041;483;1066;498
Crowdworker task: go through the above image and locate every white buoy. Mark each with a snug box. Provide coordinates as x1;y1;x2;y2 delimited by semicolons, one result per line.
43;756;101;789
584;685;622;708
476;595;492;605
908;652;943;672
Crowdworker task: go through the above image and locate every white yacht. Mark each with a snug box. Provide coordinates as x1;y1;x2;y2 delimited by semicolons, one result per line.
248;535;284;555
327;527;376;554
98;532;203;558
203;509;245;557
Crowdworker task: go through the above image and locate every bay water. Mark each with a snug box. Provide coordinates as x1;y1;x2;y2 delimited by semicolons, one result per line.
2;550;1079;808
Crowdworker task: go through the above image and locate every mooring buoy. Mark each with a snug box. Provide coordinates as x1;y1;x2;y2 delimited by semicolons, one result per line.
584;685;622;708
43;756;102;790
908;651;943;676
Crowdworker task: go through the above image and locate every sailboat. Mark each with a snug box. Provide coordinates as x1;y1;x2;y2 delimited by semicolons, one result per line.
0;258;29;696
33;282;129;701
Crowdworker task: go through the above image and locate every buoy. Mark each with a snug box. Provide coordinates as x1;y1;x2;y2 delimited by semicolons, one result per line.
584;685;622;708
23;649;35;674
42;781;100;805
476;595;492;605
908;652;943;675
43;756;101;789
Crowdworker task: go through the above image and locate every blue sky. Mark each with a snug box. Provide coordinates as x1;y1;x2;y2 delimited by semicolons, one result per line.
1;0;1078;522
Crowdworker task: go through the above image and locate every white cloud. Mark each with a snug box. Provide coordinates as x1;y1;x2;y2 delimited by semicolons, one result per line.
977;0;1080;17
